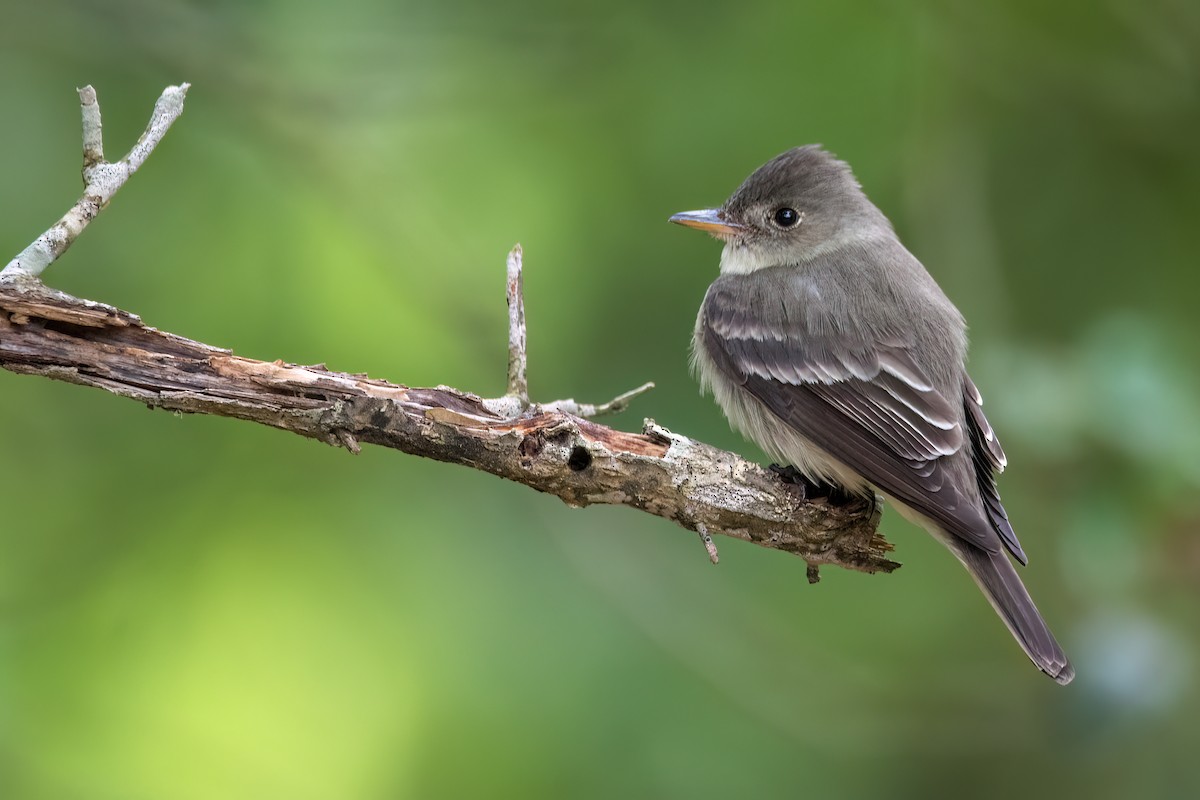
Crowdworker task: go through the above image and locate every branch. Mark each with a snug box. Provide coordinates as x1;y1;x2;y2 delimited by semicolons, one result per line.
0;86;898;577
0;261;896;575
2;84;189;279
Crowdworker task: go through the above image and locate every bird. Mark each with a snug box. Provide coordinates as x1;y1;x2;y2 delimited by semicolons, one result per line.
670;145;1073;685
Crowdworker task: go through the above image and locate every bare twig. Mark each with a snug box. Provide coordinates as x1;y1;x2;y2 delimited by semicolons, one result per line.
543;382;657;418
1;83;189;279
484;244;534;418
506;244;528;402
483;245;654;421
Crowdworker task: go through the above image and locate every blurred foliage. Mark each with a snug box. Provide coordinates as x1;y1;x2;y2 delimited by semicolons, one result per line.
2;0;1198;798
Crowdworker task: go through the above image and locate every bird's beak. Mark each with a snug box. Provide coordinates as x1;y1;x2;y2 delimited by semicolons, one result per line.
668;208;745;238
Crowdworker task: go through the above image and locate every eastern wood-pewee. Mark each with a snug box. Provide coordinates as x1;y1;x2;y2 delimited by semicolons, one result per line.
672;146;1073;684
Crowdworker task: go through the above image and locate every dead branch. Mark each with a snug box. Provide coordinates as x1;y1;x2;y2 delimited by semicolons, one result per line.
0;85;897;575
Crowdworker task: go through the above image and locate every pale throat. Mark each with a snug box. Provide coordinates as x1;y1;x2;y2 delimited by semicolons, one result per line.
717;241;774;275
718;227;888;275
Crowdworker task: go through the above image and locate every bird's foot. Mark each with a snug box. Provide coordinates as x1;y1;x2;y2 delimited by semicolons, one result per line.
768;463;860;507
768;463;807;485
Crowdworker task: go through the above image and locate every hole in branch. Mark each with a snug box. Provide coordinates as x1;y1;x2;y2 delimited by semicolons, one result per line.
567;445;592;472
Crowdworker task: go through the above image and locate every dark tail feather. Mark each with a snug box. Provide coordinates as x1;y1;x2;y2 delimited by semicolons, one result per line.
952;542;1075;685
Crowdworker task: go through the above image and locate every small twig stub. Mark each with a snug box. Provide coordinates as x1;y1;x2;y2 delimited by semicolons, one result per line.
505;244;528;403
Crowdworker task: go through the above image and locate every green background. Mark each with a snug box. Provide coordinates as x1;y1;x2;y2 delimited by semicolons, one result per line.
2;1;1198;798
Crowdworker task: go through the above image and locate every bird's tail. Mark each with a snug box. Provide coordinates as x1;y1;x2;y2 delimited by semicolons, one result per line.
950;541;1075;685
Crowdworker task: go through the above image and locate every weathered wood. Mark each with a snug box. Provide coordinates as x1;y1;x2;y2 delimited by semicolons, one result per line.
0;277;897;574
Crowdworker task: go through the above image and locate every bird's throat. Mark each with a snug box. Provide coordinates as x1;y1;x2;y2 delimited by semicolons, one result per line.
718;242;773;275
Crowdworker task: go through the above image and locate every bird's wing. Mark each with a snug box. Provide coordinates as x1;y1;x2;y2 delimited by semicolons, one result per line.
963;375;1027;564
701;277;1002;555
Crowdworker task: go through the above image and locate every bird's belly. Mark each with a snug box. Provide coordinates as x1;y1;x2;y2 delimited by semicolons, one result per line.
691;338;871;496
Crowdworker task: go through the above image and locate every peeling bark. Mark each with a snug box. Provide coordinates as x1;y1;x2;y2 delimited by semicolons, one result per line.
0;277;897;574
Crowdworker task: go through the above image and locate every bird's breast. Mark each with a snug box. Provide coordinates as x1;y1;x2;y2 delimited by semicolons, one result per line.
690;313;869;494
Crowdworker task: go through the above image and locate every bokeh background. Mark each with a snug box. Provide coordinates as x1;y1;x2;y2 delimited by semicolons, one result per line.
2;1;1198;798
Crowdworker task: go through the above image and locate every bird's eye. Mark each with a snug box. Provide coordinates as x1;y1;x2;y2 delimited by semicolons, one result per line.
773;207;800;228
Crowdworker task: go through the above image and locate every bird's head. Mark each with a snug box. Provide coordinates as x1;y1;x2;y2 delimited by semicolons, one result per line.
670;145;889;274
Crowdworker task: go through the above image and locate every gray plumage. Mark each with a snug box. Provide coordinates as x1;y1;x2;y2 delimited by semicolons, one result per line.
674;146;1073;684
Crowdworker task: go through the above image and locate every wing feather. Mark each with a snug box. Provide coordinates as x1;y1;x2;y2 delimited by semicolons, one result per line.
963;375;1026;564
701;277;1001;554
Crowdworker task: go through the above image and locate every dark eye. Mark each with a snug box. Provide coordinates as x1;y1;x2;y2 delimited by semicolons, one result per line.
773;207;800;228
